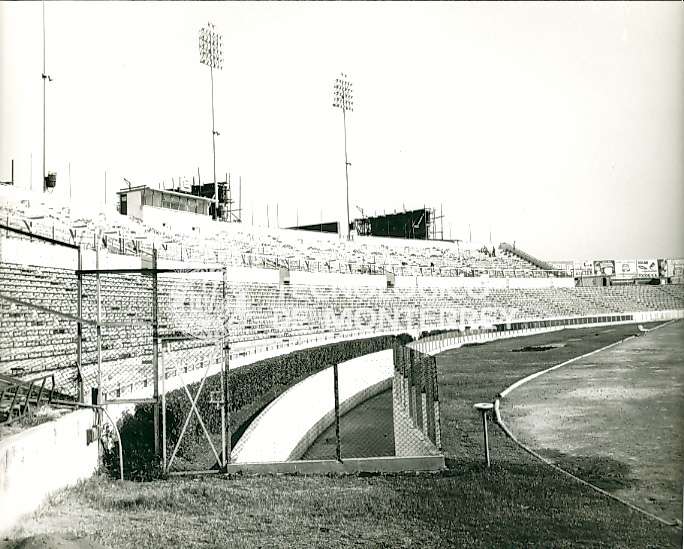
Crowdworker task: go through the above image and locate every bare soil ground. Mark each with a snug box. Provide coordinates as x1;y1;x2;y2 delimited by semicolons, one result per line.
504;321;684;522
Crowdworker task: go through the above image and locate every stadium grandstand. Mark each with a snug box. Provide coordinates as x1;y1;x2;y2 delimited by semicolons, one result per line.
1;183;683;411
3;2;684;546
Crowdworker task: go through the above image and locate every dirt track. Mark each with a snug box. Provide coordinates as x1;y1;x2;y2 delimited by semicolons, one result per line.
503;321;684;522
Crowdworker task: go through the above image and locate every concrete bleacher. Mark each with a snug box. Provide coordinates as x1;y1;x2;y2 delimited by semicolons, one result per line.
1;188;549;277
2;260;683;401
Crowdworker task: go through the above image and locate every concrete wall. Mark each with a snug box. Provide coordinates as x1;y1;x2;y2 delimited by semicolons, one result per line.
0;237;139;271
0;408;99;535
231;350;393;463
408;309;684;357
289;269;387;288
395;274;575;289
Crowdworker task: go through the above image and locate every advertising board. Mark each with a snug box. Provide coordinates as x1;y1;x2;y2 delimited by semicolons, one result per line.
614;259;637;278
671;259;684;278
593;260;615;276
636;259;658;276
573;261;594;276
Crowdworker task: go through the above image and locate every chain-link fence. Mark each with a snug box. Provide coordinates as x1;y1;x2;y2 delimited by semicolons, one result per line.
231;343;442;464
81;271;154;402
391;344;442;456
161;338;229;474
0;263;81;401
2;254;445;469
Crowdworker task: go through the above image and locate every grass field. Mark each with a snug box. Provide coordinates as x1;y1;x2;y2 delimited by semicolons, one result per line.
4;324;682;548
503;321;684;523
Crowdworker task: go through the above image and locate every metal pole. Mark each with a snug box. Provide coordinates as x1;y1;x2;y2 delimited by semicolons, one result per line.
100;406;124;481
95;238;102;405
222;267;231;465
152;248;160;458
211;65;217;220
42;0;46;191
160;339;167;474
342;108;350;240
220;343;226;468
76;246;83;403
482;410;490;468
333;363;342;462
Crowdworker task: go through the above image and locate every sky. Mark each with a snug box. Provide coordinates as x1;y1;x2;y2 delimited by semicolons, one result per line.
1;1;682;261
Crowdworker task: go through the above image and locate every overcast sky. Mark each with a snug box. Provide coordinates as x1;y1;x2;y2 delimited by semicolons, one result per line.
1;1;682;261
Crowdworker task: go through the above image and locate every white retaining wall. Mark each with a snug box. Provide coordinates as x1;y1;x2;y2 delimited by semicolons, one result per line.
0;408;99;535
408;309;684;356
231;350;393;463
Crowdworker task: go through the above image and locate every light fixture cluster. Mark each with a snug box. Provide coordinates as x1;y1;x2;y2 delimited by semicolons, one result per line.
199;22;223;70
332;73;354;112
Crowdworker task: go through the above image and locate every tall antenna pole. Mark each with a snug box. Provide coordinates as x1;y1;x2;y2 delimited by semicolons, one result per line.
199;22;223;220
332;73;354;240
42;0;48;191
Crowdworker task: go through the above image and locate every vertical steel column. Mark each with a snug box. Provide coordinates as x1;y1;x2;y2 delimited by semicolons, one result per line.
222;267;231;466
342;107;350;240
408;348;416;424
42;0;46;191
160;338;167;474
415;354;424;432
211;64;217;220
425;356;435;442
333;362;342;462
76;245;83;403
95;238;102;405
152;248;160;458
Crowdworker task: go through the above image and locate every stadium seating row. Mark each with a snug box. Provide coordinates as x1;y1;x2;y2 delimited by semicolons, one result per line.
1;263;683;394
0;194;548;277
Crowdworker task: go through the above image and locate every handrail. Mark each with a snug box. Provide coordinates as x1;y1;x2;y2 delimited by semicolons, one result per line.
1;216;574;278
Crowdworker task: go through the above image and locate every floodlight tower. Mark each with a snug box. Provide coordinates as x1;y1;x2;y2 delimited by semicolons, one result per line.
332;73;354;239
199;22;223;219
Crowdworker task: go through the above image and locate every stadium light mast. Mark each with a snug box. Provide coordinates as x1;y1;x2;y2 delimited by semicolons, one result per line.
199;22;223;219
332;73;354;240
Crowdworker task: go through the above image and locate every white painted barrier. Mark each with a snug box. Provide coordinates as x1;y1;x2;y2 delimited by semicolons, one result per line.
0;408;99;535
232;350;393;463
408;309;684;356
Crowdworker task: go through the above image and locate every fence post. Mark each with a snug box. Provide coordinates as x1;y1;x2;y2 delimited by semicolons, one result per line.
76;245;83;403
160;339;167;474
425;356;435;442
152;247;160;458
432;356;442;450
222;267;231;467
405;347;414;421
95;239;102;406
333;362;342;462
223;332;232;467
